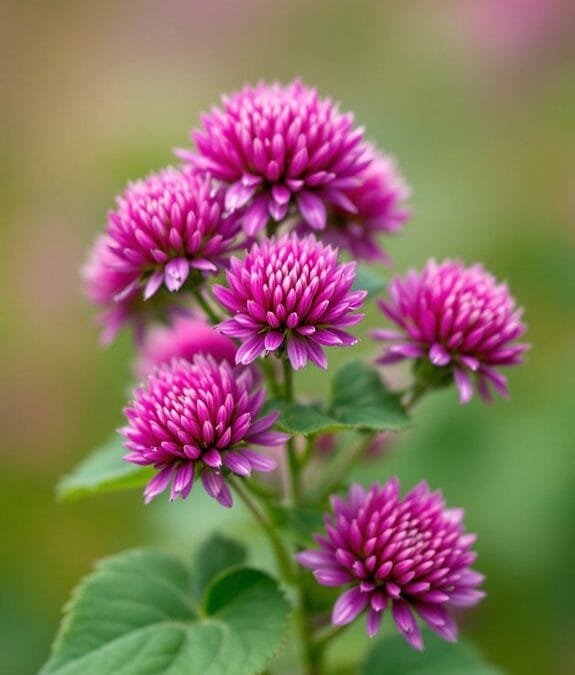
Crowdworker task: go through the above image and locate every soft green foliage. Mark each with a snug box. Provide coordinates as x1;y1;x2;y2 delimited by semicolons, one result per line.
192;534;247;600
352;264;386;299
56;435;153;501
328;360;410;431
362;633;504;675
266;399;348;436
41;549;290;675
270;360;410;438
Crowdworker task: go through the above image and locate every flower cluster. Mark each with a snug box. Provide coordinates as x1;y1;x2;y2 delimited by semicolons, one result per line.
80;80;529;661
373;259;528;403
120;355;287;506
213;233;366;369
297;479;484;648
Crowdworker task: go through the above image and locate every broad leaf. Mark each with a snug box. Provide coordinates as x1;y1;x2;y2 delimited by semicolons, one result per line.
267;398;347;437
57;435;152;502
263;362;409;439
353;265;386;299
192;534;247;600
42;549;290;675
329;360;410;431
362;632;504;675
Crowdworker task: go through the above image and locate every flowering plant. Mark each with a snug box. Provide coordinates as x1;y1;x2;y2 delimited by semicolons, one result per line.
45;80;527;675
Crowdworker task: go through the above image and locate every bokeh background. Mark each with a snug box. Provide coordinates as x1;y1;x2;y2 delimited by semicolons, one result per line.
2;1;574;673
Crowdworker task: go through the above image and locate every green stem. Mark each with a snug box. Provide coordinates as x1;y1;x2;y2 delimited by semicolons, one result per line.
300;434;317;468
311;431;375;503
403;383;428;411
229;476;295;583
192;287;222;325
282;358;300;502
313;623;350;651
294;575;321;674
241;475;276;502
280;361;322;674
261;358;282;398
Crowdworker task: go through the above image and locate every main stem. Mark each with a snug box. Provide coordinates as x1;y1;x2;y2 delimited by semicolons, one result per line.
282;358;300;502
279;358;321;673
229;476;295;583
192;287;221;324
311;431;375;503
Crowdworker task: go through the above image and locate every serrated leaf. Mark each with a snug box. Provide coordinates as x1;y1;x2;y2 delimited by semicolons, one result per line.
42;549;290;675
362;632;505;675
329;360;410;431
193;534;247;600
353;265;386;299
57;435;153;502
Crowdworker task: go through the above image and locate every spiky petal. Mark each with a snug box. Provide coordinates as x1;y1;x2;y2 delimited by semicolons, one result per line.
83;235;154;345
178;79;372;235
85;165;242;335
373;259;529;403
298;148;411;262
120;355;288;507
297;480;485;649
213;233;366;370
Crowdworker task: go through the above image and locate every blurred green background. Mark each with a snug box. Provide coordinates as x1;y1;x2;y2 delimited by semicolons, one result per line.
2;1;574;673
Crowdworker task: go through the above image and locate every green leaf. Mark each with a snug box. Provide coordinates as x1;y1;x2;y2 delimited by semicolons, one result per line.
267;398;347;437
192;534;247;600
362;632;505;675
263;361;409;438
329;360;410;431
353;264;386;298
42;549;291;675
56;435;153;502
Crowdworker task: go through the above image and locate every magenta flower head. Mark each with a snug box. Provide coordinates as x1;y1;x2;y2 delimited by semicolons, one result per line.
298;148;411;262
212;233;366;370
103;165;240;301
120;355;288;507
373;259;528;403
179;80;371;235
297;479;484;650
83;235;154;344
133;314;237;379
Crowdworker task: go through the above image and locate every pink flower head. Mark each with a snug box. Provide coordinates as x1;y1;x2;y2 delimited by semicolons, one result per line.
134;314;237;378
120;355;288;507
179;80;371;235
297;479;485;650
373;259;529;403
299;149;411;262
83;235;158;345
213;233;366;370
103;165;240;301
